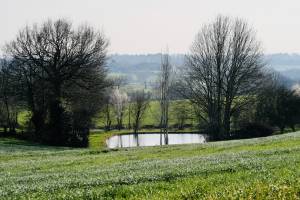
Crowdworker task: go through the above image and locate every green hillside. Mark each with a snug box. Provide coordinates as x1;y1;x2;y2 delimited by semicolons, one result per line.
0;132;299;199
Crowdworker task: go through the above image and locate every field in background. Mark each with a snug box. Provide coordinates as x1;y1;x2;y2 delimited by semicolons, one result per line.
94;100;196;129
0;132;299;199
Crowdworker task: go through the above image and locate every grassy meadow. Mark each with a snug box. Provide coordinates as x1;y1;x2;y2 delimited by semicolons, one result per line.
0;131;300;199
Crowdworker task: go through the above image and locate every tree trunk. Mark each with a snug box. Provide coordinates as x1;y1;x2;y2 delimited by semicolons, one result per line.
280;125;285;133
134;110;141;134
223;97;232;137
105;104;110;130
48;83;65;145
128;104;131;129
291;124;295;132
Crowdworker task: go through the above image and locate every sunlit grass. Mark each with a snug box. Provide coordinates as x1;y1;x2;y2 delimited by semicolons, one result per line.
1;131;300;199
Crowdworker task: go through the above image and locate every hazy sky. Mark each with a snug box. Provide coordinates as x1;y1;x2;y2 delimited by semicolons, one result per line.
1;0;300;54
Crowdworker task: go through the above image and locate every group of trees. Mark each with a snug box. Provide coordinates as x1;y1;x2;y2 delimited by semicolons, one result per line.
0;19;109;146
102;87;150;134
101;52;172;136
177;16;300;139
1;16;300;147
256;73;300;133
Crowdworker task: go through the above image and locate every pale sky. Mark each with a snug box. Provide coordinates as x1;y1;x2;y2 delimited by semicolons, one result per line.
1;0;300;54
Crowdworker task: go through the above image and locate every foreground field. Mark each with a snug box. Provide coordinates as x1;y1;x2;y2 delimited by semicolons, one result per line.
0;132;300;199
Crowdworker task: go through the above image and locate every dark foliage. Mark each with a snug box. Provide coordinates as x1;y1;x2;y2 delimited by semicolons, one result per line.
256;73;300;133
229;123;274;139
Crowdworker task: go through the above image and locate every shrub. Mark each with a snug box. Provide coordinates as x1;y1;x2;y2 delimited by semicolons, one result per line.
142;124;156;129
230;123;274;139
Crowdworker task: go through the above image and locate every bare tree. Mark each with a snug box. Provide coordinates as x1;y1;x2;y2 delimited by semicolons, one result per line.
159;53;172;143
131;90;150;134
102;93;112;131
181;16;265;138
222;19;265;136
110;88;128;130
5;19;109;146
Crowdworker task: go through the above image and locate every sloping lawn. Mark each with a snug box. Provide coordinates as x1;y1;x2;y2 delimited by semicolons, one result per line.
0;132;300;199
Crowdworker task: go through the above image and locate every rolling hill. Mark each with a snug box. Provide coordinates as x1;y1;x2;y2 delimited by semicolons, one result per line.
107;53;300;86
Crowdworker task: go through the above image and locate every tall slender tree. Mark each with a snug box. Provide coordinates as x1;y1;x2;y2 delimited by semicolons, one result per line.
159;53;172;143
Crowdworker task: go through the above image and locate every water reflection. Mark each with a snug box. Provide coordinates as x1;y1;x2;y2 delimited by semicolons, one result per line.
106;133;206;148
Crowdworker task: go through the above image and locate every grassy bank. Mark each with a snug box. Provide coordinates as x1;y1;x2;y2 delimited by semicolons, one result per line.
1;131;300;199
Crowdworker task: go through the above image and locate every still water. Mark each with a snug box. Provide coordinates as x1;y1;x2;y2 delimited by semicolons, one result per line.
106;133;206;148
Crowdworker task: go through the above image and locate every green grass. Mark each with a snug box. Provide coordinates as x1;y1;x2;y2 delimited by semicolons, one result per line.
1;132;300;199
17;110;31;128
89;130;132;149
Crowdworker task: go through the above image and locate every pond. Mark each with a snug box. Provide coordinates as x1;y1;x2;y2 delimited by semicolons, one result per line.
106;133;207;148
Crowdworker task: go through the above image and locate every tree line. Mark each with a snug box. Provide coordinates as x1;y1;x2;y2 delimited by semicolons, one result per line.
178;16;300;139
0;19;109;146
1;16;300;147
